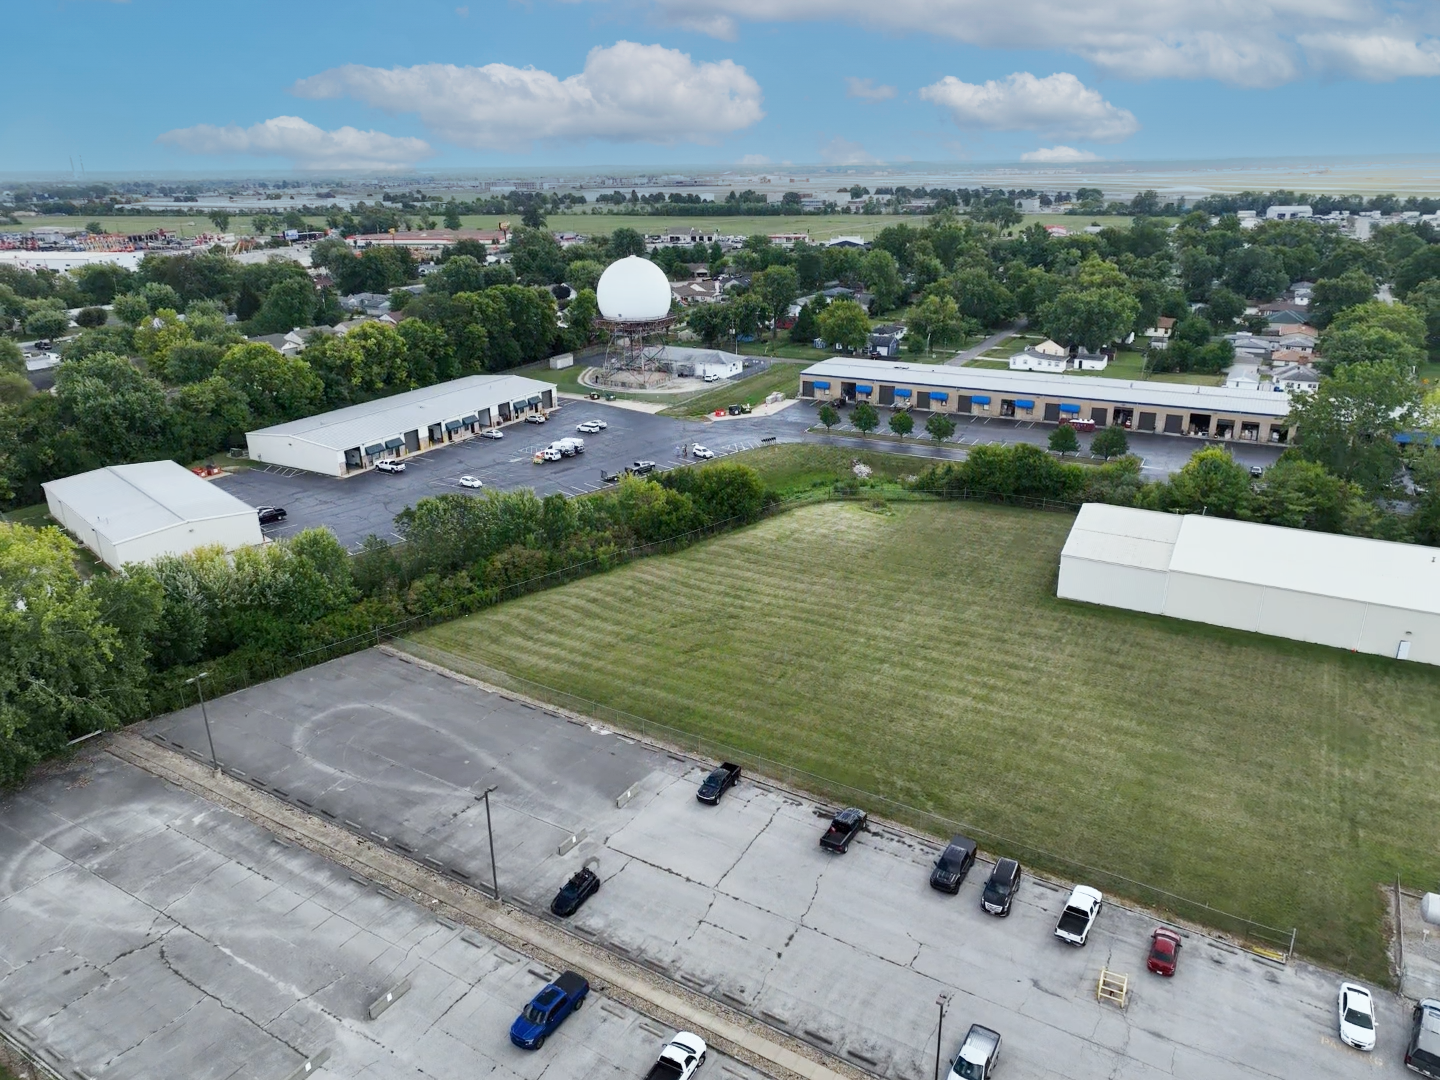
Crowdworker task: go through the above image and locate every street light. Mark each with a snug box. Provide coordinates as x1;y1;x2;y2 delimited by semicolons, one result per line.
481;785;500;902
184;672;218;774
934;992;951;1080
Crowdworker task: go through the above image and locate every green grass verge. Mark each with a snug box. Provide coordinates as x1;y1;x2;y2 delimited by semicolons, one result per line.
662;362;803;417
413;497;1440;979
724;443;924;492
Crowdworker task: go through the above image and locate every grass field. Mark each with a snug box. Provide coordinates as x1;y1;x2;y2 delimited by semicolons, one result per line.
662;361;803;417
414;496;1440;979
966;346;1224;386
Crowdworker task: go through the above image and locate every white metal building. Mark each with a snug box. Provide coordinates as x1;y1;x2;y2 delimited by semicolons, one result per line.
1058;504;1440;665
42;460;263;570
245;373;556;477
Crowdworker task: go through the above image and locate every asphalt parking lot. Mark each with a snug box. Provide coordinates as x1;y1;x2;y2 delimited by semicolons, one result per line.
145;650;1412;1080
217;392;1280;550
219;402;808;550
0;748;769;1080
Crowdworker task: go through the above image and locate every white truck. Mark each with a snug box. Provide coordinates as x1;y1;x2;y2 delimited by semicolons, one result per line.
1053;885;1103;946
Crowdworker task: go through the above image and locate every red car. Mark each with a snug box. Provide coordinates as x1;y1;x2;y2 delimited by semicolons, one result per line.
1147;928;1182;976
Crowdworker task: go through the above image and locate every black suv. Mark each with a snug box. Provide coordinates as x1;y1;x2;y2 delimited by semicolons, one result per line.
981;858;1022;916
929;835;977;893
256;506;287;525
550;866;600;917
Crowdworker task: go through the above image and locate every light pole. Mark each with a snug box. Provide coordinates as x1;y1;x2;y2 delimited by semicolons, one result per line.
481;785;499;901
934;992;951;1080
184;672;218;774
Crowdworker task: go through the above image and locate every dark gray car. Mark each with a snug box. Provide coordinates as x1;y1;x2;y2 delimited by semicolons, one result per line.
930;835;977;894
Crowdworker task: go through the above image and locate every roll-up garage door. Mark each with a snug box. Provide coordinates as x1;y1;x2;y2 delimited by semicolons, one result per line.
1164;414;1183;434
1091;407;1107;426
1043;402;1061;422
878;385;895;405
1137;412;1157;431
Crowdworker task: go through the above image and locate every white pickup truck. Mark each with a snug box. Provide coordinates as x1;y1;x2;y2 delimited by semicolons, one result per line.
1053;885;1103;946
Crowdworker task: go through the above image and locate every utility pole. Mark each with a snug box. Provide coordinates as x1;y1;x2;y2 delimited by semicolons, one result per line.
482;785;499;901
934;992;951;1080
184;672;218;774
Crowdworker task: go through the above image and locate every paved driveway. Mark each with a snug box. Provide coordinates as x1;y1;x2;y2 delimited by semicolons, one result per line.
144;651;1412;1080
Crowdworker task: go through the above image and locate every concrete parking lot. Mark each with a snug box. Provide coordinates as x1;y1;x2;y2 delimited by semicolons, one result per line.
0;748;769;1080
145;650;1412;1080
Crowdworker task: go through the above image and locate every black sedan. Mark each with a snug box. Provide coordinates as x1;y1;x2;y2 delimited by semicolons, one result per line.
929;835;977;893
550;867;600;917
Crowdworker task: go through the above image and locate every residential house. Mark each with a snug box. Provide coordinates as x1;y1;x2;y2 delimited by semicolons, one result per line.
671;279;724;305
338;292;392;317
1032;338;1068;357
1144;316;1176;349
868;324;907;357
1269;348;1313;367
1010;348;1067;373
825;236;867;248
1272;364;1319;393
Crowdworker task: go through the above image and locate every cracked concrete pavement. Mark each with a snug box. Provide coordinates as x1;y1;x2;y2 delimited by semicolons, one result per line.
136;648;1416;1080
0;749;775;1080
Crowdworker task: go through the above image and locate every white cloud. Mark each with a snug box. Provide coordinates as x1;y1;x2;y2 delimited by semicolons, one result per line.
157;116;432;170
920;72;1138;142
642;0;1440;86
820;136;881;165
292;41;763;150
845;77;896;102
1299;33;1440;79
737;153;771;165
1021;145;1101;162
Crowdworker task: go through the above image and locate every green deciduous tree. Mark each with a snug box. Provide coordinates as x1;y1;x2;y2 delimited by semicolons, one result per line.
1250;456;1363;534
1048;423;1080;454
925;412;956;444
75;306;108;329
607;228;648;261
1090;425;1129;460
1310;268;1376;327
1038;287;1139;352
817;298;871;352
249;277;319;334
907;294;964;354
24;308;69;339
851;401;879;435
216;342;323;425
753;265;799;342
818;404;839;431
208;211;232;233
889;409;914;437
1287;361;1419;493
861;248;904;313
1158;447;1253;517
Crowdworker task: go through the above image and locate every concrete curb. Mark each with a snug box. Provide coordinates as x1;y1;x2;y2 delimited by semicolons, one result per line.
105;733;862;1080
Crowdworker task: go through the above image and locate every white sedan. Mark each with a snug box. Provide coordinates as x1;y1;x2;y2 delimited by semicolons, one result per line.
691;445;715;459
648;1032;707;1080
1337;982;1377;1051
458;475;483;489
480;429;504;440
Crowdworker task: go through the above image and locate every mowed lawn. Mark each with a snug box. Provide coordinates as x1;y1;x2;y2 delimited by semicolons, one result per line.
414;500;1440;978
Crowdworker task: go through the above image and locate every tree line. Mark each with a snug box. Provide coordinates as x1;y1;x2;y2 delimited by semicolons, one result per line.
0;462;768;787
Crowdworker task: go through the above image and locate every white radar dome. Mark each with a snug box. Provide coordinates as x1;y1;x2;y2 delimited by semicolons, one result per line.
596;255;672;322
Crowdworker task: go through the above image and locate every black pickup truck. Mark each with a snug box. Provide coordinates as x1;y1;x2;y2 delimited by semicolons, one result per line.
697;762;741;805
820;808;867;853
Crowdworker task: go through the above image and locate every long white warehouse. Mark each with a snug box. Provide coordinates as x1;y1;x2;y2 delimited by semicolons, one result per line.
1058;503;1440;665
42;460;263;569
245;373;556;477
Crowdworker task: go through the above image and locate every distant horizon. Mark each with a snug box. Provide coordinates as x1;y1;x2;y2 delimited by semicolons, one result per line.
8;153;1440;200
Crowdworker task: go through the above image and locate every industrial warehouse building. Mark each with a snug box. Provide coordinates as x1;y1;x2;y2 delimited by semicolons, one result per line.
1058;504;1440;665
42;460;263;569
799;358;1294;443
245;373;556;477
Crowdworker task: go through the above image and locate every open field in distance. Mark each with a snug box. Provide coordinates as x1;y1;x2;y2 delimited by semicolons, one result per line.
415;496;1440;981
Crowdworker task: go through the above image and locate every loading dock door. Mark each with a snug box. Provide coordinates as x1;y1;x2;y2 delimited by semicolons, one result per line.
428;423;444;444
1091;407;1108;426
879;385;895;406
917;391;931;409
957;396;972;414
404;429;421;452
1138;412;1156;431
478;407;491;427
1163;414;1183;434
802;380;814;397
1043;403;1061;422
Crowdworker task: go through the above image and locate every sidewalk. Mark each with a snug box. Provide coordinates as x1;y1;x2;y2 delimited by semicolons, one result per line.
106;732;861;1080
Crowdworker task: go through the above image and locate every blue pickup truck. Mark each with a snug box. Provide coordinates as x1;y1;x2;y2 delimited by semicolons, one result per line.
510;970;589;1049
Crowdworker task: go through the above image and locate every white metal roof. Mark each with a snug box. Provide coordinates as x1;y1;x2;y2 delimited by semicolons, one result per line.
597;255;672;321
800;357;1293;417
247;373;553;453
1061;503;1182;572
1169;514;1440;614
1064;504;1440;615
42;461;256;545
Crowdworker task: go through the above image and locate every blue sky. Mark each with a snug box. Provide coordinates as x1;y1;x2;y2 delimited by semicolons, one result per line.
8;0;1440;174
